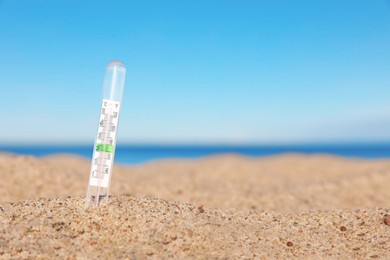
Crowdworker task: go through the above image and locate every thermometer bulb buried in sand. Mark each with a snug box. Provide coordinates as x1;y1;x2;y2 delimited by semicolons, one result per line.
86;61;126;207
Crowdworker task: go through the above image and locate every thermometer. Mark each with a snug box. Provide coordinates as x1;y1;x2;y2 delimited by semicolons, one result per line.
86;60;126;207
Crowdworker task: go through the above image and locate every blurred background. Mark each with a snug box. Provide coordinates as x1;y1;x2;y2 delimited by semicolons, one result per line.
1;0;390;163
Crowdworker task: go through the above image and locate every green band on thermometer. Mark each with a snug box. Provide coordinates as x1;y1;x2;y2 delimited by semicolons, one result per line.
95;144;114;153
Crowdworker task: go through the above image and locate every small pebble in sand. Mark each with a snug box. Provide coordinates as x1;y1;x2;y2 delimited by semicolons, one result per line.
286;241;293;247
198;205;205;213
384;215;390;226
340;226;347;232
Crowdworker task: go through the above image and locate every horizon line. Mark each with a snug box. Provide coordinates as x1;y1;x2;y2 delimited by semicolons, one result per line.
2;141;390;147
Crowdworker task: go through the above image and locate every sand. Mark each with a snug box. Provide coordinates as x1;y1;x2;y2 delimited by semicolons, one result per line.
0;153;389;258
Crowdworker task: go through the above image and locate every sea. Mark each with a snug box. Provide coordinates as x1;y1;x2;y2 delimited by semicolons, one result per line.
1;144;390;164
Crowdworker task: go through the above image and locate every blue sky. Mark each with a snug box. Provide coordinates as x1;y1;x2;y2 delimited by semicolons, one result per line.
1;0;390;144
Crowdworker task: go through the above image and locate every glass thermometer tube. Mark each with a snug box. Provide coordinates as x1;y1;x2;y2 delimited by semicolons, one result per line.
86;60;126;207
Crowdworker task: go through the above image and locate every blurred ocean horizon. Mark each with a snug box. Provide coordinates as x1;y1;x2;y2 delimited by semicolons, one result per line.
2;143;390;164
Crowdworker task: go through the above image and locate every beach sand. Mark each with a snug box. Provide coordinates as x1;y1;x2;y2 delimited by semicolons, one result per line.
0;153;389;258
